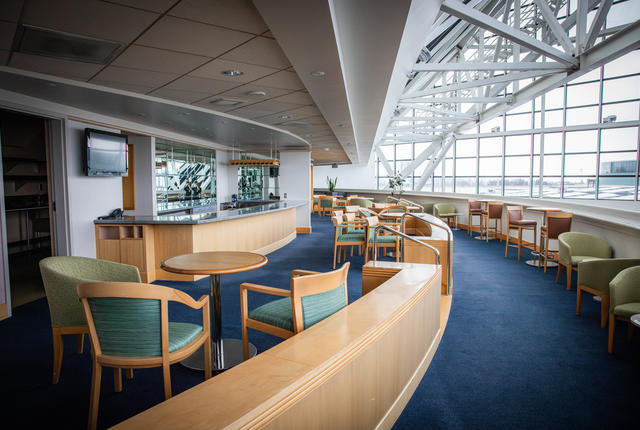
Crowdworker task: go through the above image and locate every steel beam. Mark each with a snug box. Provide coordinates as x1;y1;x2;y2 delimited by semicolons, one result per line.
412;61;569;72
585;0;612;49
534;0;575;54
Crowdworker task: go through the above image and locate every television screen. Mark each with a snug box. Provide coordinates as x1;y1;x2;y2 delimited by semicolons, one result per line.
86;128;128;176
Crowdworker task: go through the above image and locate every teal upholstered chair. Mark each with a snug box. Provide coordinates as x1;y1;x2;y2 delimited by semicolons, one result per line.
558;232;613;290
434;203;459;227
364;215;400;263
39;256;141;384
77;281;211;430
318;195;334;216
349;197;373;208
576;258;640;328
607;266;640;353
240;263;350;360
331;215;365;268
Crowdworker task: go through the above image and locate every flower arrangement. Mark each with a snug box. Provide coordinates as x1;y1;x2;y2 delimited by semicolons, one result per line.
388;174;406;195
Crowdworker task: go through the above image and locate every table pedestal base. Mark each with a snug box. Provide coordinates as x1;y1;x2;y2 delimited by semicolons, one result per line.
524;260;558;268
181;338;257;372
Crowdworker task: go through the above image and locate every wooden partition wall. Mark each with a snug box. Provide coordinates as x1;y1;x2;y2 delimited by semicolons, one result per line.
114;263;443;429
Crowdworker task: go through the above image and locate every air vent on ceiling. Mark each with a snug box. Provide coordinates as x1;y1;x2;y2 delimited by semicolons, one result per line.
208;97;248;106
280;121;311;128
13;24;123;64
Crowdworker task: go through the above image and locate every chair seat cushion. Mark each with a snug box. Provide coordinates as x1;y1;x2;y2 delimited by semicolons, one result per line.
368;235;397;243
570;256;600;266
511;219;537;226
613;302;640;318
346;227;364;234
439;213;458;217
338;233;365;242
169;322;203;352
469;209;482;214
249;298;293;331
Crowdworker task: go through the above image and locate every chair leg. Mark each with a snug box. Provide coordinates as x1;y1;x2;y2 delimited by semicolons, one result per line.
566;266;573;290
114;368;122;393
52;329;63;384
333;244;338;269
517;228;522;261
203;337;212;380
162;362;172;400
608;313;615;354
543;237;549;273
601;295;609;329
76;334;85;354
88;359;102;430
125;368;133;380
556;263;563;283
576;286;583;315
504;227;509;258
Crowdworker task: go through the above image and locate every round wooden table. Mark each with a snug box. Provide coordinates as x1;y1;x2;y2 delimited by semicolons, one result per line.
524;207;562;268
161;251;268;372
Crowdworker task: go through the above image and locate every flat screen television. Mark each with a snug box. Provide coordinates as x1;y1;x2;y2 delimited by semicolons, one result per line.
85;128;128;176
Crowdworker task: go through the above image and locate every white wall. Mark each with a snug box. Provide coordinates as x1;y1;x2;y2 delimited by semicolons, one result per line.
280;151;311;229
65;120;123;258
216;150;237;206
313;158;377;190
126;134;156;216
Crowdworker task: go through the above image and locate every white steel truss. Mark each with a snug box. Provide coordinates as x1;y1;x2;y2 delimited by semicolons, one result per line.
377;0;640;188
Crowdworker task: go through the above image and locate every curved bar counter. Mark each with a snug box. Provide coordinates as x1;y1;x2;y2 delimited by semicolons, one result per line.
114;262;445;430
93;201;307;282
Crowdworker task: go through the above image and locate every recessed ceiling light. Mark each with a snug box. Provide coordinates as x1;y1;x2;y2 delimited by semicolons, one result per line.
279;114;292;119
222;69;243;77
209;97;248;106
247;90;266;97
46;82;58;87
311;71;325;77
324;147;330;151
305;133;313;137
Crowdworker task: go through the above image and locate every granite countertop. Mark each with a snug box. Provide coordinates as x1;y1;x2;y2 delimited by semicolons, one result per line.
156;198;217;214
95;200;308;225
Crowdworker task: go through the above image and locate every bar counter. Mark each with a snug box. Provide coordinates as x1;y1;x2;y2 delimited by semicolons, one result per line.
93;201;307;282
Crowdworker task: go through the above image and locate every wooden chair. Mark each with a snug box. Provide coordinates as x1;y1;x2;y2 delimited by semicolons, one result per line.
348;197;373;208
331;215;365;268
608;266;640;353
540;212;573;272
557;232;612;290
358;207;376;219
318;195;334;216
240;263;350;360
38;256;141;384
77;282;211;430
481;201;504;242
467;200;483;236
331;209;344;218
434;203;458;227
364;216;401;263
345;205;359;213
504;205;537;261
312;195;320;215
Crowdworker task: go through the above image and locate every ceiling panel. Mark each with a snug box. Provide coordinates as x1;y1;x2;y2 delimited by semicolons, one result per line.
213;83;292;101
9;52;104;80
229;99;302;115
91;65;179;89
0;21;16;51
88;79;156;94
148;87;213;104
169;0;268;34
112;44;211;75
251;70;304;90
137;16;253;57
0;0;23;22
106;0;176;14
0;49;10;64
161;75;239;94
270;90;313;105
189;58;277;83
220;36;291;69
280;105;321;118
22;0;159;44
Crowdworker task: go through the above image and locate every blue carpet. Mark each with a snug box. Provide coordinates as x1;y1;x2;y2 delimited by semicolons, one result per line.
0;214;637;428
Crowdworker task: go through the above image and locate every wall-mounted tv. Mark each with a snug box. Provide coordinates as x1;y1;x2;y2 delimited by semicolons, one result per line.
85;128;128;176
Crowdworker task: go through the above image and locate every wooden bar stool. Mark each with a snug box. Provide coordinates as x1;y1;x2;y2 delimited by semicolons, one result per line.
539;212;573;273
481;201;503;242
504;205;537;261
467;200;483;237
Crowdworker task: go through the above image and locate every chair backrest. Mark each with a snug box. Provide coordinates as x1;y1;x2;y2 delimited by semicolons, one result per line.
546;212;573;239
39;256;141;328
468;200;481;210
291;263;350;332
348;198;373;208
506;205;523;224
332;210;344;218
77;282;201;358
319;195;334;208
609;266;640;311
385;205;407;214
558;231;612;259
358;208;375;218
344;212;356;223
345;205;359;213
487;202;503;219
434;203;456;216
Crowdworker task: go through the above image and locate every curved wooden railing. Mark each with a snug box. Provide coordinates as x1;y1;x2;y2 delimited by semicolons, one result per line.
114;263;443;430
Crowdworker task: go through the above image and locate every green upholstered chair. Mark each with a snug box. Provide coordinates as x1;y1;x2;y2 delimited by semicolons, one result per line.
318;195;334;216
348;197;373;208
77;281;211;430
558;232;613;290
39;256;141;384
240;263;350;360
607;266;640;353
434;203;459;228
576;258;640;328
364;215;400;263
331;215;365;268
358;207;375;218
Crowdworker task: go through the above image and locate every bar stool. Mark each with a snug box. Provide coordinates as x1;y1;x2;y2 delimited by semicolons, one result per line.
539;212;573;273
481;201;503;242
504;205;537;261
467;200;483;237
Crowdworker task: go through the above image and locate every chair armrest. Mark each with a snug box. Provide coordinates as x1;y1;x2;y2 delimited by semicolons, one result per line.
558;237;572;265
170;289;208;309
240;283;291;297
291;269;321;278
578;258;640;293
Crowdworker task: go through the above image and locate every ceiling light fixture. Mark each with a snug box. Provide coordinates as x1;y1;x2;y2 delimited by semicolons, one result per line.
222;69;243;77
310;71;325;77
324;147;330;151
279;114;292;119
247;90;266;97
